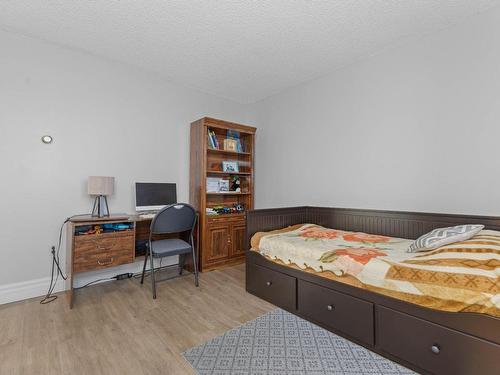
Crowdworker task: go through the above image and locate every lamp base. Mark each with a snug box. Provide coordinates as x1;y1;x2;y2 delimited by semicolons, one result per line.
91;195;110;217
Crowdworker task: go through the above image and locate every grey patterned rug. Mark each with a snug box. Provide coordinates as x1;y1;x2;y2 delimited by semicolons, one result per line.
182;308;415;375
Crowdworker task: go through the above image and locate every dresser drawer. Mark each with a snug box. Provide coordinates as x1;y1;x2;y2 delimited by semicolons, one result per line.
73;233;134;273
247;263;296;311
377;306;500;375
74;231;133;249
298;280;374;345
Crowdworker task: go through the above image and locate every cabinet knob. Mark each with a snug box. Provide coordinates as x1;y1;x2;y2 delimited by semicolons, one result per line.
97;257;114;266
431;344;440;354
266;281;272;287
327;304;335;311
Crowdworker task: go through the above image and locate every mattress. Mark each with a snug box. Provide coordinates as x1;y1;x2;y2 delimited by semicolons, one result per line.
251;224;500;317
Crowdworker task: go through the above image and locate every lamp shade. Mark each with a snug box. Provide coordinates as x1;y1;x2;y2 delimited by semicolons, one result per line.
88;176;114;196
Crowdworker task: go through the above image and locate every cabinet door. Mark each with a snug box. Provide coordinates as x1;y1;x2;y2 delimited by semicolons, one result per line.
206;225;230;263
230;222;246;257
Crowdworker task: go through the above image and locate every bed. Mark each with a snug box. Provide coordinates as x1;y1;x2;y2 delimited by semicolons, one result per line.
245;206;500;375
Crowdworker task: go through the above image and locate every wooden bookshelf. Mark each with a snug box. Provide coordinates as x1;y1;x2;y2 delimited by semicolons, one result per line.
190;117;256;271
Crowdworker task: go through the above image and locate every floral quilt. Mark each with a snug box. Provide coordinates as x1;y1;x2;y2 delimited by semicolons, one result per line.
251;224;500;317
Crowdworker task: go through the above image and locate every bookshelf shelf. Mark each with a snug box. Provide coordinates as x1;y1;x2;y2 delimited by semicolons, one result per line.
207;148;251;156
190;117;256;272
206;192;251;195
207;170;251;176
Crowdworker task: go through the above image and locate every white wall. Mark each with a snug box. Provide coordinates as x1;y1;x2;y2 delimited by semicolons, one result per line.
252;8;500;216
3;6;500;304
0;30;251;302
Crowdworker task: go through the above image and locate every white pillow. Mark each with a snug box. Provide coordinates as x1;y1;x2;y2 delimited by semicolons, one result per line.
408;224;484;253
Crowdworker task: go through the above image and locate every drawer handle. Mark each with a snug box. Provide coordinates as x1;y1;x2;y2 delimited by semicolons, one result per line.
266;281;272;287
97;257;114;266
327;304;335;311
431;344;440;355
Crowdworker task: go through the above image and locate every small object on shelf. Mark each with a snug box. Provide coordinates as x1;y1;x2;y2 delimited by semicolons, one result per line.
206;177;220;192
219;179;230;192
222;160;239;173
206;207;218;215
226;130;244;152
234;203;245;213
212;205;225;214
231;176;241;192
223;138;238;151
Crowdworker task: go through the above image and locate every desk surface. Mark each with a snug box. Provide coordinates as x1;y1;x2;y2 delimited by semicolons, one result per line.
68;214;152;224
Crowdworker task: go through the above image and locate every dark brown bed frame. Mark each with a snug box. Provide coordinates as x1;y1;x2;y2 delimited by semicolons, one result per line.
245;206;500;375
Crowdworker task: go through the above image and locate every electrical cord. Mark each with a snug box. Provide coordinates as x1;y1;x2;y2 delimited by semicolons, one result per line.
74;277;115;290
132;262;190;279
40;213;89;304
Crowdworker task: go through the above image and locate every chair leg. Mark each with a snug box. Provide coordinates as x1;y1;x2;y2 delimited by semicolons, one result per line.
140;252;148;284
179;254;185;275
150;253;157;299
192;245;199;287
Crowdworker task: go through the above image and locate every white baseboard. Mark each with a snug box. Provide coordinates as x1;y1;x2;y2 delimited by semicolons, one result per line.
0;255;178;306
0;276;66;305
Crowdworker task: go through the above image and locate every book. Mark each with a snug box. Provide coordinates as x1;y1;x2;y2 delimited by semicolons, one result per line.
207;129;215;149
211;130;219;149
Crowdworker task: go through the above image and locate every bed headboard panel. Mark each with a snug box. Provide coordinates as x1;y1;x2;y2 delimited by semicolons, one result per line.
307;206;500;239
246;206;500;249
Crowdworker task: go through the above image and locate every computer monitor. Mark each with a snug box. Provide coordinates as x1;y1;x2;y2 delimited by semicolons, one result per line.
135;182;177;212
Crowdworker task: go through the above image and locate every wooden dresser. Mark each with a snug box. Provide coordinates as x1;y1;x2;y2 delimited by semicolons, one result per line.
66;215;135;308
189;117;256;271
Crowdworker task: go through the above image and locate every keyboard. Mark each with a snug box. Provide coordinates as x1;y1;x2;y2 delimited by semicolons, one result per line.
138;213;157;219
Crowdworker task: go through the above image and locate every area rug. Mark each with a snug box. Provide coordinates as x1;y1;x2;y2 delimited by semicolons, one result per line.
182;308;416;375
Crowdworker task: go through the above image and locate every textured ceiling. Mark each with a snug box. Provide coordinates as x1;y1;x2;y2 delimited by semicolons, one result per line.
1;1;499;103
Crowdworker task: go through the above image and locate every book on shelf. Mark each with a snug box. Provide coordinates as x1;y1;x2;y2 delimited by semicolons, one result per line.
214;131;219;148
211;129;219;149
207;128;220;149
207;129;215;149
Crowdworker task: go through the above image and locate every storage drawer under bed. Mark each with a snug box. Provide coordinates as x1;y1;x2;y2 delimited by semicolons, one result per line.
377;306;500;375
246;263;296;311
298;279;374;346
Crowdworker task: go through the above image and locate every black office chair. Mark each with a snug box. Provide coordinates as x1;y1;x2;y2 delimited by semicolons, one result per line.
140;203;199;299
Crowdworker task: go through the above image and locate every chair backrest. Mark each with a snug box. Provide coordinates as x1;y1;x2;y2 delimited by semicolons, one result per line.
150;203;196;235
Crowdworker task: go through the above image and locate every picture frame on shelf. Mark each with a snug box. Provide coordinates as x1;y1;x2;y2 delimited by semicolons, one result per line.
222;160;239;173
206;177;221;192
219;179;230;192
223;138;238;151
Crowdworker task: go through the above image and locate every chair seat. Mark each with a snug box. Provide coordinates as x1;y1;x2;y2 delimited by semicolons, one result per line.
150;238;192;257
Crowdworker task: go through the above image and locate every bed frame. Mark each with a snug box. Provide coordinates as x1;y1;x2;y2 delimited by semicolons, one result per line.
246;206;500;375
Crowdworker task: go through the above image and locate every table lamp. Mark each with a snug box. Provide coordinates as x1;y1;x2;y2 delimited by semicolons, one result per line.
88;176;114;217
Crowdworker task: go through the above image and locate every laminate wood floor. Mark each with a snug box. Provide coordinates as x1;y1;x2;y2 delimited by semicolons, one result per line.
0;264;274;375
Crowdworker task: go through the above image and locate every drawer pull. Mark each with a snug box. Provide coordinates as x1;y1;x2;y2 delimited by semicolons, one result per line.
431;344;440;354
97;257;114;266
327;304;335;311
266;281;272;287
